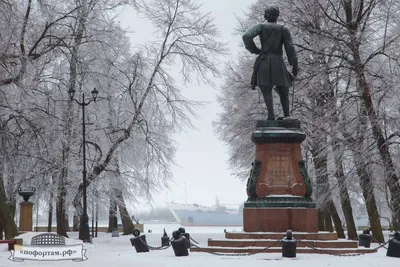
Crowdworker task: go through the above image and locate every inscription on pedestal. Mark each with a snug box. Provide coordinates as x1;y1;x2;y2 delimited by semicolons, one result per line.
255;133;306;197
267;155;291;187
257;145;300;195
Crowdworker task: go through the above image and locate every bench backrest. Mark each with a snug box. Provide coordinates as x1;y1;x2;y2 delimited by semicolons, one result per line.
30;233;66;246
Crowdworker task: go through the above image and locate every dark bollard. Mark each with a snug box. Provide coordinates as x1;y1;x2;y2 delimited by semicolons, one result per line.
387;232;400;258
172;230;181;239
130;235;150;253
178;227;191;248
171;235;189;257
281;229;297;258
161;228;170;247
358;229;371;248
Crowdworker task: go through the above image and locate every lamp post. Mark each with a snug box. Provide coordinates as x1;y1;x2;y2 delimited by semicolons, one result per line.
68;87;99;243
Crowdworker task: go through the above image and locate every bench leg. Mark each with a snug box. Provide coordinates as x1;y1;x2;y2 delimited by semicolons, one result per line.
8;243;14;251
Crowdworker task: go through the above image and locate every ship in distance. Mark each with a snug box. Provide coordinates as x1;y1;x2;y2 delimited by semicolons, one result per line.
166;198;244;226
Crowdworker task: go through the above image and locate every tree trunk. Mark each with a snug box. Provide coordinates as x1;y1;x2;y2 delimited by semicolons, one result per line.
309;70;338;233
313;143;332;232
0;176;18;239
47;190;54;232
0;219;3;239
318;211;326;231
319;211;334;232
323;213;334;232
327;200;345;238
65;215;70;232
56;161;68;237
0;129;18;238
57;66;74;237
311;34;354;238
73;212;79;231
56;197;68;237
115;189;134;235
312;144;335;233
5;164;16;220
343;120;384;243
107;197;117;233
331;137;358;239
356;163;384;242
6;179;16;219
357;67;400;230
9;200;16;220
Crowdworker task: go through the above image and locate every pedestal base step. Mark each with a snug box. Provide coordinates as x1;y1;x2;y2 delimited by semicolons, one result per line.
225;231;338;240
190;231;378;255
209;239;358;248
190;246;377;255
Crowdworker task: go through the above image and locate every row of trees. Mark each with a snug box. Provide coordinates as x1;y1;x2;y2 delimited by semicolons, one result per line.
0;0;224;239
215;0;400;242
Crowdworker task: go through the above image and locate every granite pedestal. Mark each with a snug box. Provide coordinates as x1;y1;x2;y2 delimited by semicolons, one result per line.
244;119;318;232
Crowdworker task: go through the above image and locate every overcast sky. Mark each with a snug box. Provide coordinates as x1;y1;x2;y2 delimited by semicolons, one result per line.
119;1;253;210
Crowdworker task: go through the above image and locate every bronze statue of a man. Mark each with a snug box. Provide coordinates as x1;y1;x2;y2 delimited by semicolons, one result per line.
242;6;298;120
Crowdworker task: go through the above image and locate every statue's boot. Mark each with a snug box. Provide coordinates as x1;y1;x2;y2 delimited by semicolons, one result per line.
275;86;290;117
261;86;275;120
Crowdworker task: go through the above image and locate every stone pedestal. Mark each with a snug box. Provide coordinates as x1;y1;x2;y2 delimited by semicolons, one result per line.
243;206;318;232
244;119;318;232
19;201;34;232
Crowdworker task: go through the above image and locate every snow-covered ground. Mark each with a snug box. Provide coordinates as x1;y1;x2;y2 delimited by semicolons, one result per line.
0;224;397;267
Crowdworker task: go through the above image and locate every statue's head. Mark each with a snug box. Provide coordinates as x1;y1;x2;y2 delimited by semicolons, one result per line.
264;6;280;22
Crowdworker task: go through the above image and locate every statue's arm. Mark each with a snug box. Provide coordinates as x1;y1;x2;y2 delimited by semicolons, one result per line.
242;24;262;55
282;27;298;67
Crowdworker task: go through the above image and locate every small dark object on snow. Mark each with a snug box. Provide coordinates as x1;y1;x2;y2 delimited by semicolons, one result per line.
161;229;170;247
171;236;189;257
387;232;400;258
358;230;371;248
130;235;149;253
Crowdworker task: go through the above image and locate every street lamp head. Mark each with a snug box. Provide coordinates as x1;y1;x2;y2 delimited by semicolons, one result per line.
91;88;99;102
68;88;76;100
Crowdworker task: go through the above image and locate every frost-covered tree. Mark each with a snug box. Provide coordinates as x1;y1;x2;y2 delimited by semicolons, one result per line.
0;0;225;239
